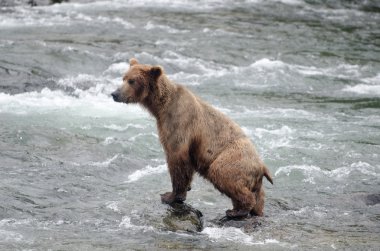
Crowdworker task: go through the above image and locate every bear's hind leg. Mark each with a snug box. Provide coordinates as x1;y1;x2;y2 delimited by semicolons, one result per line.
207;142;257;219
225;199;239;216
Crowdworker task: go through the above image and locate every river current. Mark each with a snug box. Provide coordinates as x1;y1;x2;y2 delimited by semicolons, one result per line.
0;0;379;250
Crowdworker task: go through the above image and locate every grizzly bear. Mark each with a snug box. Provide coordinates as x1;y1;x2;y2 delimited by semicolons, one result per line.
111;58;273;218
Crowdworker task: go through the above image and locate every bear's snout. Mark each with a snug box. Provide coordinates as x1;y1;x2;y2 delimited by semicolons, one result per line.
111;89;121;102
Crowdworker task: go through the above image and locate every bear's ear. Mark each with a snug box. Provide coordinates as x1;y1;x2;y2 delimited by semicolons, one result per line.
129;58;139;66
150;66;162;80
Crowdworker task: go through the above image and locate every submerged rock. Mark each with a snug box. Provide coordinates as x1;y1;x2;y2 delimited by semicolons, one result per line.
364;194;380;206
162;202;203;233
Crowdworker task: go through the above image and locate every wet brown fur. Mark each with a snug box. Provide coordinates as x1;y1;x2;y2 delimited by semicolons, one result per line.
112;58;273;218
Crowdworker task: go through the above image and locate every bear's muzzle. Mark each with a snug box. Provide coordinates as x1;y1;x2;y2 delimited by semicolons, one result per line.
111;89;121;102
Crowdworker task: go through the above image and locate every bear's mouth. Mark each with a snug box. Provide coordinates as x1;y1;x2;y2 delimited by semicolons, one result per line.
125;96;135;104
111;90;134;104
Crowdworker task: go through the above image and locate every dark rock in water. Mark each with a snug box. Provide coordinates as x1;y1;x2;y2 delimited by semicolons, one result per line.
211;215;262;232
162;202;203;233
0;0;92;7
50;0;69;4
27;0;37;6
30;0;70;6
364;194;380;206
6;0;51;6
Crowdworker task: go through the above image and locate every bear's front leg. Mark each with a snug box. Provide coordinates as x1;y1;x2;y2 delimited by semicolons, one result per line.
161;160;194;204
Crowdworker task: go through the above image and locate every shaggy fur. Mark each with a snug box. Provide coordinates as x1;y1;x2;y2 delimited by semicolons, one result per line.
112;58;273;218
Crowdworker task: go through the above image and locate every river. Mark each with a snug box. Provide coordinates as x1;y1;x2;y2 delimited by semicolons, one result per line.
0;0;379;250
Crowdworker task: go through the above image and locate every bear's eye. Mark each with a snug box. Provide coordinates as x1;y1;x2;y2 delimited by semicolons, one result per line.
128;79;135;85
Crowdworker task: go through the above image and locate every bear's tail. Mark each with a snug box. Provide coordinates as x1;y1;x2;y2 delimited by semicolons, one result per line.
263;166;273;185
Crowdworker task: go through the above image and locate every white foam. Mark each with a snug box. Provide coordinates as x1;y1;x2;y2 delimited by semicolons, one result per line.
89;154;119;167
244;59;363;81
132;51;228;81
275;162;379;184
144;21;187;34
98;16;135;29
202;227;279;246
118;54;362;89
0;88;75;114
342;84;380;96
293;65;325;76
57;73;100;89
352;161;380;177
271;0;304;5
275;165;323;184
292;206;328;218
55;73;127;103
254;126;294;139
119;216;133;228
362;73;380;85
103;137;116;145
73;12;135;29
249;58;287;70
0;85;147;119
0;40;15;47
243;125;294;150
294;63;362;79
106;201;121;213
0;229;23;242
103;62;130;76
0;218;30;227
127;132;158;142
103;123;145;132
44;0;229;11
0;5;134;29
60;45;108;59
246;0;304;4
168;73;202;85
0;9;70;27
125;164;167;183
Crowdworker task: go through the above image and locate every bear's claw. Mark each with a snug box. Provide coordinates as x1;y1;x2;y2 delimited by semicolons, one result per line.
160;192;185;204
226;209;250;219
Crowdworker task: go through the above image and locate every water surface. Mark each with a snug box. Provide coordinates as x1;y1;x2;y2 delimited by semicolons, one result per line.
0;0;379;250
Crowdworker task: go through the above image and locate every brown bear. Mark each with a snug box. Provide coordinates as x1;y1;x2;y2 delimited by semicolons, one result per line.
111;58;273;218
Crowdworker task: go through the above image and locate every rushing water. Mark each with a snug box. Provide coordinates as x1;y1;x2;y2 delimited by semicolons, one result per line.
1;0;380;250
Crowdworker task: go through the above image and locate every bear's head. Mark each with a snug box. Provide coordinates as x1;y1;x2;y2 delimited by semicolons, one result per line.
111;58;162;104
